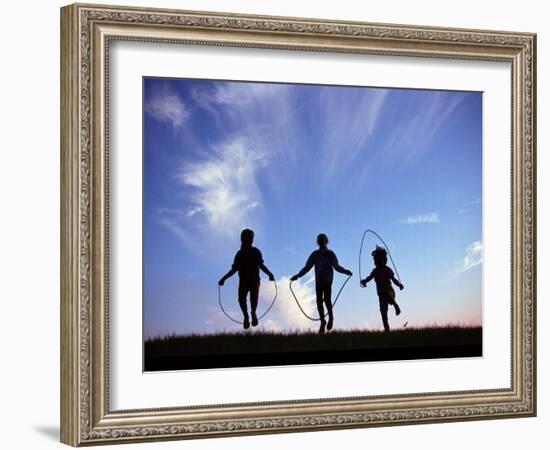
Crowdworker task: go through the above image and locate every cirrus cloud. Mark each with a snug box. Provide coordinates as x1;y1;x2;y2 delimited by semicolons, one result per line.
145;83;190;129
461;240;483;272
177;138;267;238
401;212;441;224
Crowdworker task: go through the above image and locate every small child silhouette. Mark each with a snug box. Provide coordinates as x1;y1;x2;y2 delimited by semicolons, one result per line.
291;233;352;334
360;246;404;332
218;229;274;330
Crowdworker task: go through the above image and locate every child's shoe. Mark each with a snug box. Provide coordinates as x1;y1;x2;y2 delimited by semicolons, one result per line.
243;316;250;329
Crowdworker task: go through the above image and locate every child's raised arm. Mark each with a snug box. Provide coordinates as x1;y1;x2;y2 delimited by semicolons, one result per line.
255;249;275;281
391;274;404;290
218;252;240;285
260;263;275;281
218;267;237;286
291;252;315;281
329;251;352;276
360;270;375;287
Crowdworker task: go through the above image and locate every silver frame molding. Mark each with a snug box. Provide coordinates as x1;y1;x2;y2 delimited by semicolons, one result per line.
60;3;536;446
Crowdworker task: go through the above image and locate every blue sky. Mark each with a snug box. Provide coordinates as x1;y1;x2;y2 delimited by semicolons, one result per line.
143;77;482;339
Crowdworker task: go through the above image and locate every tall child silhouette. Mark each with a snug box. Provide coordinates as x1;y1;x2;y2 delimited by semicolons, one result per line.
360;246;404;332
218;229;275;330
291;234;352;334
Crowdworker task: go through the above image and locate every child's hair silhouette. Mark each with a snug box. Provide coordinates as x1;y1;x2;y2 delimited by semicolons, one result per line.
241;228;254;247
317;233;328;246
372;246;388;267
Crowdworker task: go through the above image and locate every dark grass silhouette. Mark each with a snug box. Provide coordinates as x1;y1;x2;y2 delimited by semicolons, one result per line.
144;325;482;371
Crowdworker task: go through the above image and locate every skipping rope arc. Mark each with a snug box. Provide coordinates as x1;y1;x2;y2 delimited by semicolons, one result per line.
358;229;402;285
288;273;352;322
217;229;400;325
217;280;278;325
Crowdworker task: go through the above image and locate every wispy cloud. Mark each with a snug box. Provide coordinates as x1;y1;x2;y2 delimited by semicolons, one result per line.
177;138;266;238
156;208;205;255
318;87;390;180
191;82;293;131
460;240;483;272
202;82;288;107
383;92;466;167
156;82;297;257
191;81;307;198
145;83;190;129
459;197;482;214
401;212;440;224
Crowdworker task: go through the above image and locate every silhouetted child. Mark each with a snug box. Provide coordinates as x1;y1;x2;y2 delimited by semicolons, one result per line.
218;229;275;330
360;246;404;332
291;233;352;334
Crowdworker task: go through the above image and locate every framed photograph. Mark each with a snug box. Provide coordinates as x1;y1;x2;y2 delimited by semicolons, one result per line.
60;3;536;446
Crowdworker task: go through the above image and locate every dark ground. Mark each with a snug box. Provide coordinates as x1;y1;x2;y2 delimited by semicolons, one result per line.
144;326;482;371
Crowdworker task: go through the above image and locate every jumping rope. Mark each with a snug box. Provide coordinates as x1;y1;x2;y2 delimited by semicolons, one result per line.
289;274;352;321
217;230;402;325
217;280;278;325
359;229;408;328
359;229;402;286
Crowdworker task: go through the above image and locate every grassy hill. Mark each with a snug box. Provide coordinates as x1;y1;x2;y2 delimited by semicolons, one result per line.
144;326;482;371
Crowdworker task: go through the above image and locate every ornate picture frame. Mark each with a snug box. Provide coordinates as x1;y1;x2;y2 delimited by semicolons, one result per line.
60;2;536;446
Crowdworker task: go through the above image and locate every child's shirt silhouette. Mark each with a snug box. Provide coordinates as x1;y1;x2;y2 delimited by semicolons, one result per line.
232;246;264;284
297;247;347;283
367;266;396;295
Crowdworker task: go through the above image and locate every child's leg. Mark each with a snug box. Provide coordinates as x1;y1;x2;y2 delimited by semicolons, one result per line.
381;309;390;332
315;282;326;321
393;301;401;316
315;282;326;333
323;282;334;330
238;282;250;329
379;296;390;332
388;289;401;316
250;281;260;326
